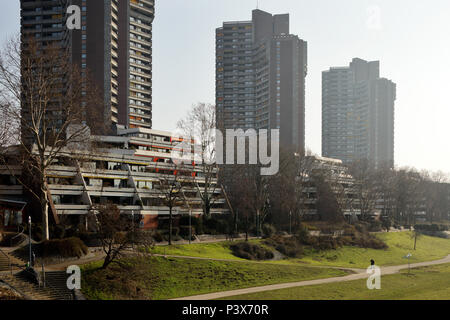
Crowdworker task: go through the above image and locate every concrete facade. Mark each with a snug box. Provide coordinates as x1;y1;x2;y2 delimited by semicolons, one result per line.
322;58;396;167
216;9;307;152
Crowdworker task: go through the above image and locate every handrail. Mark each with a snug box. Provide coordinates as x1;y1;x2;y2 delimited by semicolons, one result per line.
38;267;73;300
10;225;25;247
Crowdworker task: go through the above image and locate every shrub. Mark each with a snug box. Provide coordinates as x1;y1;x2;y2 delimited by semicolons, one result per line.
50;225;66;239
296;226;310;244
419;231;449;239
264;235;304;258
368;221;383;232
261;224;276;238
381;219;392;231
41;237;88;258
415;224;448;232
355;222;369;234
230;242;274;261
179;226;196;241
77;232;102;247
315;236;339;250
151;231;163;243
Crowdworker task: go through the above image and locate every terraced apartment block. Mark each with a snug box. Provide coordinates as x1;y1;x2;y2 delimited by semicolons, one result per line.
0;127;229;230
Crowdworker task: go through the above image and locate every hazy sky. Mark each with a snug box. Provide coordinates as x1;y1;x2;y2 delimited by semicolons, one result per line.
1;0;449;173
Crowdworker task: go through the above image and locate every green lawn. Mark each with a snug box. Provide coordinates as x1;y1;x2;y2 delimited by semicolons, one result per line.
221;263;450;300
149;241;244;261
80;256;347;300
149;232;450;269
295;232;450;268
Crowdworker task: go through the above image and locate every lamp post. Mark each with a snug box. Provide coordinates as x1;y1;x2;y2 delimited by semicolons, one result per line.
189;208;192;245
131;210;135;250
28;216;32;268
289;211;292;235
256;211;259;238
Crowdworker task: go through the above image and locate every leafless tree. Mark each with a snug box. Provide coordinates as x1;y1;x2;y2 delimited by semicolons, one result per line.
0;36;104;240
421;170;449;223
158;168;185;245
268;148;315;231
177;103;219;218
348;159;382;221
90;204;153;270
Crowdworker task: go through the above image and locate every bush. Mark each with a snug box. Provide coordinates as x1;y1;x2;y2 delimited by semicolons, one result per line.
261;224;276;238
179;226;196;241
264;235;304;258
419;231;449;239
202;216;229;235
41;237;88;258
50;225;66;239
315;236;339;250
151;231;164;243
230;242;274;261
296;226;310;244
368;221;383;232
381;219;392;231
415;224;448;232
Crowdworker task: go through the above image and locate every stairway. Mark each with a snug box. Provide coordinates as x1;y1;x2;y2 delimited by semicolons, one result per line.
0;253;11;272
1;271;74;300
1;249;74;300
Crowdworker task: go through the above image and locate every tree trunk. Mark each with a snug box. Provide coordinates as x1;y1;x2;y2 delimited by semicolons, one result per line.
42;199;50;241
102;253;112;269
169;206;173;246
245;215;249;241
414;233;417;250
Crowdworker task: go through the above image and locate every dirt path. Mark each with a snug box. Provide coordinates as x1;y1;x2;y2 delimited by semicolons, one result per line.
172;254;450;300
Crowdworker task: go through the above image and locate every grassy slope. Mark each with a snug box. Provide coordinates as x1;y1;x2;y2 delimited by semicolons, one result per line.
150;232;450;269
296;232;450;268
221;263;450;300
81;256;347;300
149;241;245;261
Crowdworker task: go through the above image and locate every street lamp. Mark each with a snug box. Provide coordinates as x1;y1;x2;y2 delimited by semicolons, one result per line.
189;208;192;245
131;210;135;250
28;216;32;268
289;211;292;235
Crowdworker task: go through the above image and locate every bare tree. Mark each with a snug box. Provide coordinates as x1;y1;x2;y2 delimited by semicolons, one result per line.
177;103;219;218
0;36;104;240
422;170;449;223
158;168;185;245
348;159;382;221
268;148;314;231
221;163;270;240
90;204;153;270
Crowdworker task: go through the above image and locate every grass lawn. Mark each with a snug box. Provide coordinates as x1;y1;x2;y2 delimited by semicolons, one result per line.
221;263;450;300
149;232;450;269
80;256;348;300
149;241;260;261
294;231;450;268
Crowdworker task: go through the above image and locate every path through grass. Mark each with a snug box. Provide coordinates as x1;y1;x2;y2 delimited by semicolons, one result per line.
81;256;347;300
221;263;450;300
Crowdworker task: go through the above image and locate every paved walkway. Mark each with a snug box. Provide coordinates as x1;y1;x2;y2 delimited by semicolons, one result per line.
172;254;450;300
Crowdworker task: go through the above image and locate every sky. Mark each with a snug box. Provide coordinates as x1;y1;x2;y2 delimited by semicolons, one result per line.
1;0;449;174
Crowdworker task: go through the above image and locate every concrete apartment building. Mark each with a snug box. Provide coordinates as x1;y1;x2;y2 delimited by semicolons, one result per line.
216;9;308;152
20;0;155;131
322;58;396;167
0;128;229;231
